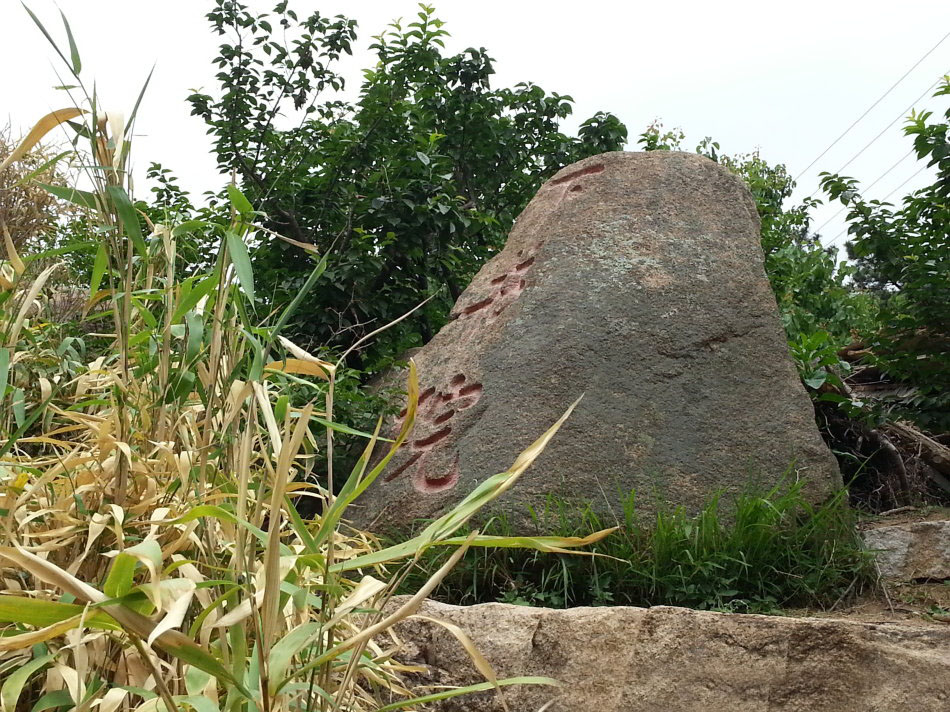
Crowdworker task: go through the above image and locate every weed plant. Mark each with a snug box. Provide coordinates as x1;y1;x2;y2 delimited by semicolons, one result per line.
399;483;876;613
0;11;611;712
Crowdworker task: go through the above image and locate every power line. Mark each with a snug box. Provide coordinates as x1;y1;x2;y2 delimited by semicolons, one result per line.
815;148;915;237
805;75;944;202
882;163;930;202
794;29;950;182
821;160;931;248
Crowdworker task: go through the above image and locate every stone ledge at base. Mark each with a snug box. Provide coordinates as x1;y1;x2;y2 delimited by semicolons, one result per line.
391;599;950;712
862;520;950;581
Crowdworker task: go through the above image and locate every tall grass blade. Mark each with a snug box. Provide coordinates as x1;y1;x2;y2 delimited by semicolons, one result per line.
0;108;83;171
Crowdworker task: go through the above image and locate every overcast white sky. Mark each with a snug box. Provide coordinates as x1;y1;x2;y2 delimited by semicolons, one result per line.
2;0;949;254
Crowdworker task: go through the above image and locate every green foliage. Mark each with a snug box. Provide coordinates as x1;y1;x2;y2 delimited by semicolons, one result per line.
188;1;627;371
820;77;950;430
398;483;874;613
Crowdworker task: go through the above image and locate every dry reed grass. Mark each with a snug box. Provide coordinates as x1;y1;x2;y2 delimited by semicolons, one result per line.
0;10;611;712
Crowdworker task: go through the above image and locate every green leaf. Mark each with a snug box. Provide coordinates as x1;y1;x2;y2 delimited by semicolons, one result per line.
0;348;9;400
125;67;155;137
30;689;73;712
226;231;255;303
106;185;146;258
10;151;72;188
267;250;328;345
38;183;98;210
1;653;54;712
803;372;827;389
59;11;81;74
172;220;212;238
184;311;204;365
171;273;219;323
267;622;322;693
415;151;430;166
226;184;254;215
103;553;136;599
11;388;25;428
21;4;73;75
0;595;118;631
89;243;108;296
310;416;393;442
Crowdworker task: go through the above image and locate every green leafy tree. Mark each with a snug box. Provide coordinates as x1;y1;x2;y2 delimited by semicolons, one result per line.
821;77;950;430
188;1;627;370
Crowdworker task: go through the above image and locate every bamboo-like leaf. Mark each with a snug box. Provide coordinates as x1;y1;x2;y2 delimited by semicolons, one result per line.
106;186;146;257
266;622;322;694
144;579;196;645
38;183;99;210
0;108;83;172
0;547;247;694
276;336;335;375
21;3;73;74
335;396;582;572
288;534;476;687
89;243;108;296
274;233;319;253
0;653;54;712
59;11;81;74
0;614;85;651
0;348;9;400
226;184;253;215
267;250;328;342
103;553;136;598
125;66;154;137
434;528;618;555
171;272;219;323
225;230;255;303
410;614;504;695
311;362;418;554
376;677;561;712
263;358;329;380
7;262;60;347
28;689;72;712
0;595;118;631
107;111;125;172
1;219;25;275
9;151;71;189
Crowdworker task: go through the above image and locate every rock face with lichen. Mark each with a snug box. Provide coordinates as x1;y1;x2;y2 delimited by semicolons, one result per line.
392;599;950;712
355;151;840;531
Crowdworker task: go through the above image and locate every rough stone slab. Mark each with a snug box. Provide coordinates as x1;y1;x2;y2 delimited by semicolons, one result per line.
356;151;840;531
862;520;950;580
392;600;950;712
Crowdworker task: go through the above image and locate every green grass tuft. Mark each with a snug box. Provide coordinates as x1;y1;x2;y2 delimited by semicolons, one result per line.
398;481;876;613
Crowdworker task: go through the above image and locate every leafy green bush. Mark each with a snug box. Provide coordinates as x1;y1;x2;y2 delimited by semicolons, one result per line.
820;77;950;431
397;483;874;613
188;1;628;371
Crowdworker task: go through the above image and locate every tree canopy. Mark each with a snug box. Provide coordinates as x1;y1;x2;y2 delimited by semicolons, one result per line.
187;1;627;370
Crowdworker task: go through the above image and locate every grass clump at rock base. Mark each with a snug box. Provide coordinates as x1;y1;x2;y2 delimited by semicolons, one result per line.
397;482;876;613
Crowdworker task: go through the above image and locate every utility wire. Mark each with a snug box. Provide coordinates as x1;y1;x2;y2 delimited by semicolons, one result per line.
794;29;950;182
815;149;915;237
820;158;930;248
804;74;945;203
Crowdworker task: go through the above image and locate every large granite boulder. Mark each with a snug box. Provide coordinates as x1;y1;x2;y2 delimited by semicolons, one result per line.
392;600;950;712
356;151;840;531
